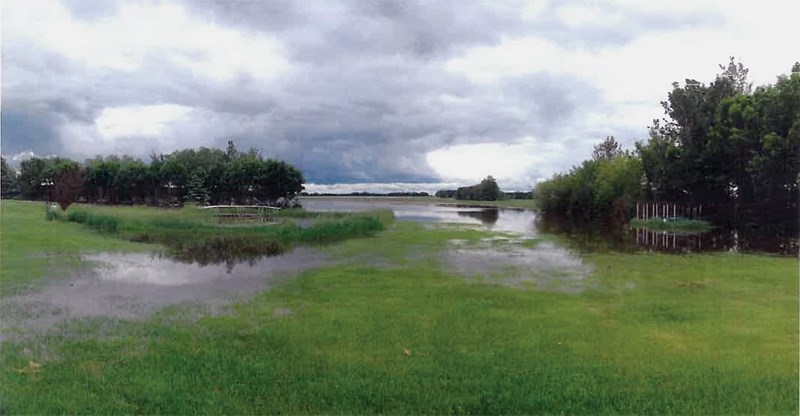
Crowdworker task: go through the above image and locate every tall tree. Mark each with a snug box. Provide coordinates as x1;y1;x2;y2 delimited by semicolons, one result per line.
1;157;20;199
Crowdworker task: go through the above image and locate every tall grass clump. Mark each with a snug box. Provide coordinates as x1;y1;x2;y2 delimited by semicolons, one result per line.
57;205;393;255
298;214;387;245
66;209;119;234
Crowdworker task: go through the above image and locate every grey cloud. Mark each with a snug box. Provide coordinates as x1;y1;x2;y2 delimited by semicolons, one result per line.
3;0;709;186
1;107;64;157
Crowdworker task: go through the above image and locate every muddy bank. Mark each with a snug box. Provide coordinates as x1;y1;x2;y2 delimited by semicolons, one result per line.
1;248;329;340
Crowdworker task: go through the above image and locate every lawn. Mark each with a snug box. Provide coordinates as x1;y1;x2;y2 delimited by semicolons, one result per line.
1;200;796;414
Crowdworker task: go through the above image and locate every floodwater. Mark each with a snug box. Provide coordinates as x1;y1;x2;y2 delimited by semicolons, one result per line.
301;198;538;236
442;241;593;292
303;197;592;290
0;248;328;339
4;197;791;339
302;197;796;255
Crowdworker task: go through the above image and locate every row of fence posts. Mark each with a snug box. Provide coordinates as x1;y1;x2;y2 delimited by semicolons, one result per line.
635;227;703;251
635;202;703;220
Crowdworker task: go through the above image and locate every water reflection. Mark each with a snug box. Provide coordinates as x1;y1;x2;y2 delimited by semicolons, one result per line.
85;250;314;286
300;197;794;255
456;208;498;226
300;198;536;234
166;237;285;272
538;215;797;255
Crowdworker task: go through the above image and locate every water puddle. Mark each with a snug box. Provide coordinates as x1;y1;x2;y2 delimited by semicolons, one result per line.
0;248;328;340
442;240;593;292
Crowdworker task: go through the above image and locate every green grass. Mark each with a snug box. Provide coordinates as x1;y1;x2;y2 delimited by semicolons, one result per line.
0;201;149;295
630;217;712;232
1;201;392;295
1;202;797;414
58;202;392;252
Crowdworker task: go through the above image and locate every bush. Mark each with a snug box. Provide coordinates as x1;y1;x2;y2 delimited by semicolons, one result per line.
534;155;644;224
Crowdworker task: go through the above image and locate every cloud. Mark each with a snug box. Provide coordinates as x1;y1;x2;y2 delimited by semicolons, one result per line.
2;0;798;189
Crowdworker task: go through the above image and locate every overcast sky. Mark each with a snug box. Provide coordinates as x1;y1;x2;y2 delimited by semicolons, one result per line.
2;0;798;192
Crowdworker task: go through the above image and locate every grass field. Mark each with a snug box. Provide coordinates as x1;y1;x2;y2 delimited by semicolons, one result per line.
1;199;797;414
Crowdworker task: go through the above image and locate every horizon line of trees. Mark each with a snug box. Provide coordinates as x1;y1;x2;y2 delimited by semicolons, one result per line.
437;176;502;201
534;59;799;230
1;141;305;207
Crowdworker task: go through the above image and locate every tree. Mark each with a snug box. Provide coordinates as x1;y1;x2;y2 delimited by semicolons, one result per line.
186;168;210;205
592;136;621;160
717;56;751;94
18;157;50;200
455;176;501;201
1;157;20;199
638;60;747;203
52;166;84;210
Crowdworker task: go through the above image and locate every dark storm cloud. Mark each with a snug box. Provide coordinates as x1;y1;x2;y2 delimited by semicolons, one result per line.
2;0;724;185
1;107;64;156
185;0;528;61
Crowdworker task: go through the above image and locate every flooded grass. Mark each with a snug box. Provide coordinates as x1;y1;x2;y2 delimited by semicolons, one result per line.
1;201;797;414
0;248;330;339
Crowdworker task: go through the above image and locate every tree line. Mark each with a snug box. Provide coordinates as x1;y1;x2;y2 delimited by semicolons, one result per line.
1;141;305;207
534;59;799;228
436;176;502;201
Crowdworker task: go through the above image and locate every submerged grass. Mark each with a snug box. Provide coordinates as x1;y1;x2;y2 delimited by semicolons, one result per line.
1;210;797;414
630;217;712;232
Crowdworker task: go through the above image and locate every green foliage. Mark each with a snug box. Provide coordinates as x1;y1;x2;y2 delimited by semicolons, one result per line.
455;176;501;201
186;169;210;205
1;157;20;199
592;135;621;160
534;152;643;223
637;60;798;210
22;142;304;206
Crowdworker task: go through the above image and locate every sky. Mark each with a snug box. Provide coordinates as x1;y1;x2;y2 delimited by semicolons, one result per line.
2;0;798;193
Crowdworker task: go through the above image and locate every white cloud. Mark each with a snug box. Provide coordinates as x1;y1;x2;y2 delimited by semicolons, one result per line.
425;136;584;190
95;104;192;139
556;3;624;29
3;0;289;83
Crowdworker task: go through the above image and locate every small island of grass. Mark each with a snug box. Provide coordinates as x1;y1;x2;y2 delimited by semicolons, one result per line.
630;217;712;232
